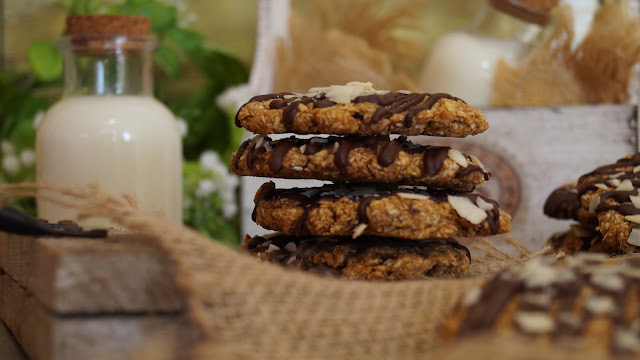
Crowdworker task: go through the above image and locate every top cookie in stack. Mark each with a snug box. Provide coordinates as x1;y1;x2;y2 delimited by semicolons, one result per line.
235;82;488;137
232;82;511;280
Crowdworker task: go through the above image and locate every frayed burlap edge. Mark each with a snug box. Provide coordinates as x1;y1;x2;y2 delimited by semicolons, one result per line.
2;184;532;360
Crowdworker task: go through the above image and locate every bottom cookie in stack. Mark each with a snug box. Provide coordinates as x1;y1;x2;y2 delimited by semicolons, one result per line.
542;224;622;257
241;234;470;280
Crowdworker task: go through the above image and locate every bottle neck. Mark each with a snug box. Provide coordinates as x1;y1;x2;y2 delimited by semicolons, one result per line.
60;36;155;97
471;1;542;44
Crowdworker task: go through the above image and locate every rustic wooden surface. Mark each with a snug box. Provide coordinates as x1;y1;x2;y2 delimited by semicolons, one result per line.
0;232;199;360
0;271;196;360
0;233;184;313
0;319;26;360
240;104;638;251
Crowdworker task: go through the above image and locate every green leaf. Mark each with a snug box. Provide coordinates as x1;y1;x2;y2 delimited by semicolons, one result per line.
188;47;249;94
165;27;204;53
109;0;176;33
62;0;101;15
27;42;63;83
153;44;181;78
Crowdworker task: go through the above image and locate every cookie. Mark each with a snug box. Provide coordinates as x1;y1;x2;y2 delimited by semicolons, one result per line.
442;254;640;356
234;82;487;137
542;224;621;256
240;234;471;280
575;154;640;253
252;181;511;240
231;135;490;192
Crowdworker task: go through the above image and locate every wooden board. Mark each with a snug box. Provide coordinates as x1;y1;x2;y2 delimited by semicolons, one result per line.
0;233;184;313
0;271;197;360
0;320;26;360
240;105;638;251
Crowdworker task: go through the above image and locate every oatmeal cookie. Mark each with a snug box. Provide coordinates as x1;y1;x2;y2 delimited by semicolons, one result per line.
252;181;511;239
442;254;640;356
234;83;487;137
542;224;621;256
575;153;640;253
232;135;489;192
240;234;470;280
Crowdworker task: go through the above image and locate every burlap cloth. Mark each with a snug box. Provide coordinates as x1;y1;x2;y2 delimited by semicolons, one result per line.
2;184;602;359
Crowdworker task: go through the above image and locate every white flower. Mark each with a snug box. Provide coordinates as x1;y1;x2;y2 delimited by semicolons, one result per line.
20;149;36;167
199;150;228;175
2;155;20;175
222;201;238;219
1;141;14;154
195;179;217;198
176;117;188;138
33;110;45;129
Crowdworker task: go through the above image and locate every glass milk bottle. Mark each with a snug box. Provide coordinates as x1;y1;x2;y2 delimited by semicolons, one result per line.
36;15;182;229
419;0;557;106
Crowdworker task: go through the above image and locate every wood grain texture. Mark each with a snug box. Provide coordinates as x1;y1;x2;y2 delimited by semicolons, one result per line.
0;272;197;360
0;232;185;313
0;320;27;360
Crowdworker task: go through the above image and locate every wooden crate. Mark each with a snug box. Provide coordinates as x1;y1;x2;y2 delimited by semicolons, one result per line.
0;232;199;360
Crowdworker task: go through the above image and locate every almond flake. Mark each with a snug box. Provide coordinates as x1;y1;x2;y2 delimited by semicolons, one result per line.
284;242;297;252
589;195;600;214
267;244;281;253
630;228;640;247
615;330;640;352
333;142;339;153
585;296;615;314
609;178;622;187
631;195;640;209
292;165;303;171
470;155;487;171
634;165;640;173
610;172;626;179
448;195;487;224
264;142;272;152
617;179;635;191
447;149;468;168
397;89;413;94
595;183;609;190
299;144;307;154
255;136;265;149
590;273;625;292
352;223;368;239
514;312;555;334
286;255;297;265
461;287;482;306
397;192;430;201
476;197;494;211
626;215;640;224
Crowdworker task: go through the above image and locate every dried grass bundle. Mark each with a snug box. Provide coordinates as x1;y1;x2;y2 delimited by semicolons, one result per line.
493;2;640;107
275;0;430;93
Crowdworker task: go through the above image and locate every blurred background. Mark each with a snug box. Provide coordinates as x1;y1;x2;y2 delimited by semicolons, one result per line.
1;0;638;247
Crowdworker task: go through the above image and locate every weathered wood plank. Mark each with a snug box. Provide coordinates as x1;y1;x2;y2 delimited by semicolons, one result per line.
0;272;197;360
0;320;27;360
0;232;184;313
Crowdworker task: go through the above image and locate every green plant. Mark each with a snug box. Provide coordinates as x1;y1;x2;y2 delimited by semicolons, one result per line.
1;0;249;246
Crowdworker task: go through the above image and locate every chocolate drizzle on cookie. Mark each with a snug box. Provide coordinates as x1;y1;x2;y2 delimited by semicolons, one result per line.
252;182;502;236
243;234;471;266
235;91;463;129
233;135;490;184
452;254;640;355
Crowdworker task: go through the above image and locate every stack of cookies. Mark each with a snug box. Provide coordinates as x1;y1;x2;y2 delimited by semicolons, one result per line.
231;82;511;280
543;153;640;256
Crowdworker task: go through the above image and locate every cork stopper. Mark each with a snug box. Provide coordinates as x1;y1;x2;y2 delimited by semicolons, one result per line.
63;15;154;54
490;0;559;25
67;15;150;37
